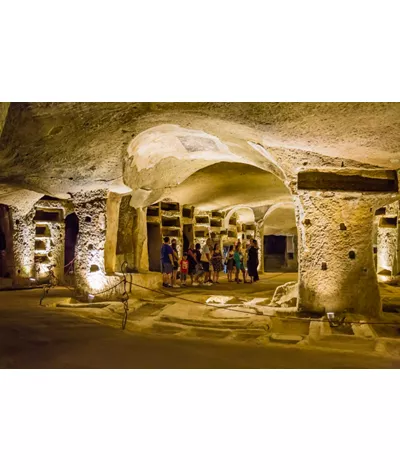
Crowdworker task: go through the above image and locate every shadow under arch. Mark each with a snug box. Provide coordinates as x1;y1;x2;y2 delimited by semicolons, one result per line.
223;206;255;229
124;124;287;208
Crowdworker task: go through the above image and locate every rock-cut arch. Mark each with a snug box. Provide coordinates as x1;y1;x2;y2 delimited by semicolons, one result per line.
124;124;287;208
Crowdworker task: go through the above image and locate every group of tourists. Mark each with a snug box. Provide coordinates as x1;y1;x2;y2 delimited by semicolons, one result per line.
160;236;260;288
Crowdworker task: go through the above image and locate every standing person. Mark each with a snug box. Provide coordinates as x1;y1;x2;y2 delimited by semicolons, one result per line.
234;242;247;284
179;252;189;287
226;244;235;282
160;236;174;288
194;242;205;285
211;243;223;283
187;243;198;286
171;238;180;288
200;238;213;286
247;239;260;283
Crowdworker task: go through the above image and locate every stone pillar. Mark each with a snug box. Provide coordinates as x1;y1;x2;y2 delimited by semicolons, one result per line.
294;193;381;316
73;190;108;293
376;201;399;277
255;222;264;273
9;207;35;283
132;207;149;272
104;193;122;274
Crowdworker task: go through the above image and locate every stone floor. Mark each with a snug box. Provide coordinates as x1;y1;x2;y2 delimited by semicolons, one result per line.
1;272;400;368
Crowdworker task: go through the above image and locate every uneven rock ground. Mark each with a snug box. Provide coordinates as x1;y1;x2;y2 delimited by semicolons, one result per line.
2;273;400;368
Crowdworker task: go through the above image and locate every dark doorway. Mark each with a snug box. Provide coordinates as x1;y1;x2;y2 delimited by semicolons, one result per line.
64;213;79;274
264;235;286;272
147;223;162;272
0;205;12;278
183;224;193;253
0;227;6;277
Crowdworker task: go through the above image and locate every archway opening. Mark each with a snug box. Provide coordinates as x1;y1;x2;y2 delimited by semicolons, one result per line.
262;203;298;273
147;222;162;272
64;213;79;275
0;204;13;280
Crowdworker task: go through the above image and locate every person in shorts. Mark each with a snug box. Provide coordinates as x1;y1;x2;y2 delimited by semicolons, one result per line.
171;238;180;288
160;236;174;287
200;238;213;286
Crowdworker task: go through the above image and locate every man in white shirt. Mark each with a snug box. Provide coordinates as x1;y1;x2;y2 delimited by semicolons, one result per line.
201;238;213;285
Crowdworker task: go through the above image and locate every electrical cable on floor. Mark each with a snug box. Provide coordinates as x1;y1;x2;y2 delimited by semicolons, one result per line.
25;262;400;330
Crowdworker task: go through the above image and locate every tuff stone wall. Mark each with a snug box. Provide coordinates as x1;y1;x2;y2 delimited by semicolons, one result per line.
294;193;382;316
10;207;36;282
116;195;136;270
33;200;73;281
73;190;110;293
376;201;399;276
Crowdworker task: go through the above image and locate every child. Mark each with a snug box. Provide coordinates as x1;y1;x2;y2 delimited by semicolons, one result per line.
180;252;189;287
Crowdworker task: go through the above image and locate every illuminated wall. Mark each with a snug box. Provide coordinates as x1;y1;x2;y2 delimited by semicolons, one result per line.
294;193;381;316
73;190;109;294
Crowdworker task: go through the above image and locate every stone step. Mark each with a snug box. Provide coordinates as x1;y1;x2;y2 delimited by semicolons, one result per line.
159;314;268;330
270;333;303;344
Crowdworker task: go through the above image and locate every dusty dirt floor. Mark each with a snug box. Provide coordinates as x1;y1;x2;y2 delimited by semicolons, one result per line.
1;272;400;368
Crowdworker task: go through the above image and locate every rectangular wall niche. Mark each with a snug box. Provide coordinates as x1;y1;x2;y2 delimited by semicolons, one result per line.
379;217;398;228
182;207;193;218
298;170;399;192
228;230;236;238
161;202;180;211
229;217;237;225
162;216;180;227
375;207;386;216
210;219;222;227
35;225;50;236
34;240;46;251
195;230;207;238
212;211;222;218
162;228;181;237
195;216;209;224
147;205;160;217
34;209;62;222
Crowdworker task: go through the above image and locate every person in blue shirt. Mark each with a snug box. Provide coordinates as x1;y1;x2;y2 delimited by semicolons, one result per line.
160;236;174;288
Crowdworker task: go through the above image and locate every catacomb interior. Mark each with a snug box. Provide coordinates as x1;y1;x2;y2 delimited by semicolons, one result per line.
1;102;400;319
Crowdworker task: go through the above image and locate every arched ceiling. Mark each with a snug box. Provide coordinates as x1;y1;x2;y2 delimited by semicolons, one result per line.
263;203;297;236
223;206;255;226
0;102;399;212
163;162;291;211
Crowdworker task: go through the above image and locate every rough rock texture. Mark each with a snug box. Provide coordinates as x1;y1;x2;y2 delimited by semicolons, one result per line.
376;201;399;276
270;281;298;307
1;103;399;211
294;191;396;316
116;195;136;270
1;103;400;313
10;207;35;281
73;190;109;293
33;199;74;281
132;207;149;272
104;193;122;274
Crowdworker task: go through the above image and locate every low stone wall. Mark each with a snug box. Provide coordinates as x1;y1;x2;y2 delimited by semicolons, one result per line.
81;271;162;301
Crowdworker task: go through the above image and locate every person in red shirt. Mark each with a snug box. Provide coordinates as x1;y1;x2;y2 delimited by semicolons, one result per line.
179;252;189;287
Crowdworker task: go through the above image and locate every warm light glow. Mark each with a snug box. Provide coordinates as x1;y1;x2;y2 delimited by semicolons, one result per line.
86;271;107;292
327;312;335;320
